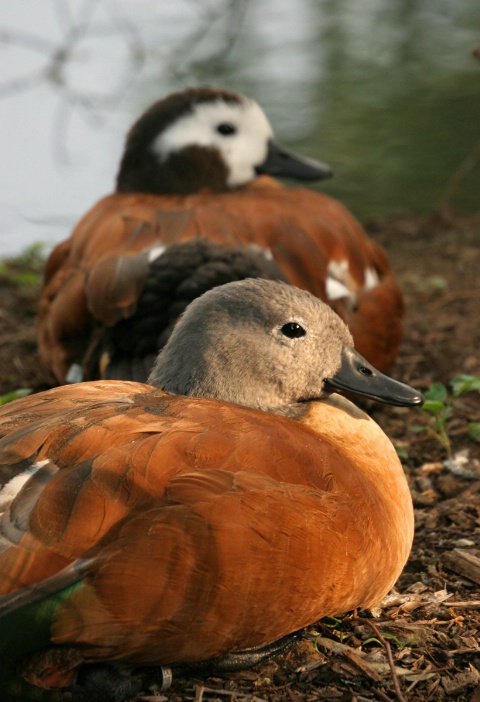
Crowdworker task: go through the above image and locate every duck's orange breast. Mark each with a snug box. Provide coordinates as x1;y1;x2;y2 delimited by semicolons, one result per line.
38;178;403;383
0;383;413;665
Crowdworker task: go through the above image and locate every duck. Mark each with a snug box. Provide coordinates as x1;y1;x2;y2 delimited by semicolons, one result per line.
1;280;422;702
37;86;404;385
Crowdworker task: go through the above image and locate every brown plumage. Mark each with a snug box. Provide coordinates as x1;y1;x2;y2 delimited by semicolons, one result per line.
37;86;403;385
1;280;421;701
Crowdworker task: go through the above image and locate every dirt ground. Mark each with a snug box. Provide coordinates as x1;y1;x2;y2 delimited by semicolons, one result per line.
0;213;479;702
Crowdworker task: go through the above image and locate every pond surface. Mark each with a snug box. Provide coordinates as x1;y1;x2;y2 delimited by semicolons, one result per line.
1;0;479;256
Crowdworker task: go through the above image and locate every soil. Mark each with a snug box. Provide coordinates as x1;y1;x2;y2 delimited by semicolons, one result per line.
0;213;479;702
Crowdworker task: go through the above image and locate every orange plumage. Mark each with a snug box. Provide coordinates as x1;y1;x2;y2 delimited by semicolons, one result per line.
1;280;421;701
0;383;412;660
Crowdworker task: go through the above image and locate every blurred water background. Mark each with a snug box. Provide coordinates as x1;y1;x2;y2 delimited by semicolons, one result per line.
1;0;479;257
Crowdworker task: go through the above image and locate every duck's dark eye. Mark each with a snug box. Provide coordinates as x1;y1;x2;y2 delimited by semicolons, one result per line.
280;322;306;339
216;122;236;136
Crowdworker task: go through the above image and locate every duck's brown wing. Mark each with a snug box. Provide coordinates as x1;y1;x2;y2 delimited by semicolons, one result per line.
0;389;370;666
0;383;411;693
0;382;337;591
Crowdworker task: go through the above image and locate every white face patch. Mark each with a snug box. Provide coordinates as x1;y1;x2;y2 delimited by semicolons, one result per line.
0;460;50;511
152;98;274;187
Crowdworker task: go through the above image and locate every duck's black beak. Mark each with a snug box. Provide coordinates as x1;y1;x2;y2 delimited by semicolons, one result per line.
324;346;424;407
256;140;333;182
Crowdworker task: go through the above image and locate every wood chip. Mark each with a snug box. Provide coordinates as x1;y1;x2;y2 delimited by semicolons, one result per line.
469;681;480;702
442;549;480;586
442;666;480;696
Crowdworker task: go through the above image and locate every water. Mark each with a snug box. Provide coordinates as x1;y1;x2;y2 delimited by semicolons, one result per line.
1;0;479;257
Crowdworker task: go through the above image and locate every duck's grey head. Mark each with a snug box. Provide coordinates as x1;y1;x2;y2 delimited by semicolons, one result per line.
148;279;423;415
116;86;332;195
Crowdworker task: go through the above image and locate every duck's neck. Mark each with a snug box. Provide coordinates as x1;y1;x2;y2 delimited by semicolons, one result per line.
116;146;231;195
299;394;404;480
299;393;414;604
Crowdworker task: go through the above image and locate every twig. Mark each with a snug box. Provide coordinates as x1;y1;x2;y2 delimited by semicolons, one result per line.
190;687;268;701
353;616;408;702
406;664;433;692
0;0;145;161
164;0;248;79
371;688;394;702
424;677;441;702
428;289;480;312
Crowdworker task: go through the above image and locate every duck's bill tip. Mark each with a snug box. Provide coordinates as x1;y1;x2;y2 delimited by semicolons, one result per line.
325;347;424;408
256;140;333;182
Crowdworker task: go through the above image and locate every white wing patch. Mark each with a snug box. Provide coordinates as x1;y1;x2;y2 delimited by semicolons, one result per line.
325;277;352;301
148;245;167;262
0;460;49;512
247;244;274;261
325;260;379;301
326;260;351;300
364;267;380;290
0;459;62;546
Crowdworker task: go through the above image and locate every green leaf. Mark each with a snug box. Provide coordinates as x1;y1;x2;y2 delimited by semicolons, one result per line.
409;423;427;433
437;404;453;421
450;375;480;398
427;276;448;290
424;383;448;403
12;241;45;269
468;422;480;442
0;388;32;405
422;399;446;415
321;615;344;628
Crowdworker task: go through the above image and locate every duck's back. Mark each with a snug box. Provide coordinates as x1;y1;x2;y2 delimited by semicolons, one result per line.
38;178;402;382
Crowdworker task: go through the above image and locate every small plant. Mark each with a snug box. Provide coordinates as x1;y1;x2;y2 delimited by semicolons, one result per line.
0;389;32;406
414;375;480;459
0;242;45;286
317;615;348;644
363;632;419;652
